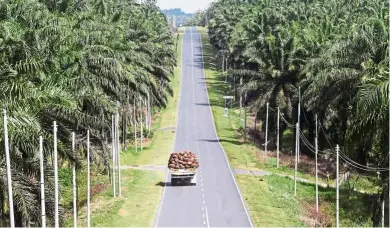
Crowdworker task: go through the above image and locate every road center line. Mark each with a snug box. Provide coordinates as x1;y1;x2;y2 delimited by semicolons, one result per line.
191;26;207;227
205;207;210;228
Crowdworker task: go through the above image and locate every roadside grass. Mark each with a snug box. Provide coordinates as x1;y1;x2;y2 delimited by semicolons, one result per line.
60;166;108;210
63;32;183;226
197;26;378;227
65;169;164;227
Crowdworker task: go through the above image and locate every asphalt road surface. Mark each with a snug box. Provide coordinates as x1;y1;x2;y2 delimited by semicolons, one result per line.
155;27;253;227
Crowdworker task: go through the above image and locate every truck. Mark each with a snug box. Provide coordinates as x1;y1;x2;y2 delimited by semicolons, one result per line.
167;151;199;186
170;168;197;186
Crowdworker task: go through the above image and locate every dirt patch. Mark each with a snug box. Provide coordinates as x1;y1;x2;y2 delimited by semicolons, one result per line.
90;195;114;213
300;200;333;227
77;183;109;208
255;149;335;179
241;112;337;179
92;183;109;196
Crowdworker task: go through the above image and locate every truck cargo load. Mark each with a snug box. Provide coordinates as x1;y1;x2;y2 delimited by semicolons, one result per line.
168;151;199;186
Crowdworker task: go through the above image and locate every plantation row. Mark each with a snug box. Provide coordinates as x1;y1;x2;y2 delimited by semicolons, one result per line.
0;0;176;226
193;0;388;226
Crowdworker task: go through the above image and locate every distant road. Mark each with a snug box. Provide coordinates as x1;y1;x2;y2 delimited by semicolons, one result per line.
155;27;253;227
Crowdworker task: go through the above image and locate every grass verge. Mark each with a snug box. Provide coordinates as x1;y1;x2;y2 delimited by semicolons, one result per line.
237;174;374;227
67;169;164;227
197;26;377;227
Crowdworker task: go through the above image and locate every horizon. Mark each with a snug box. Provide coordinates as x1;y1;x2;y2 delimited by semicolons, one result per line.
156;0;215;14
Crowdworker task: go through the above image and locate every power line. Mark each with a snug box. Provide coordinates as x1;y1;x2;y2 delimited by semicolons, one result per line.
299;109;388;172
256;103;388;172
299;129;388;172
318;124;388;171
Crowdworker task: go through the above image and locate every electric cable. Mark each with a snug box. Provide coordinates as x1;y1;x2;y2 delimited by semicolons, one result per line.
318;123;388;171
298;131;388;172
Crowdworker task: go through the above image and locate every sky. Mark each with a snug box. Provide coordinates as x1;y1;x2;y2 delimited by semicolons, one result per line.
156;0;216;14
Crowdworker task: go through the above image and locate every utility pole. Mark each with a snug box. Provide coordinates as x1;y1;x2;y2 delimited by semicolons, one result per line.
122;116;126;151
87;130;90;228
39;136;46;228
298;86;301;163
133;101;137;153
315;115;319;220
53;121;59;228
140;100;143;151
72;132;77;228
116;102;121;197
3;109;14;228
239;77;243;125
294;122;298;197
277;107;280;168
148;95;152;131
225;56;228;83
145;98;148;138
381;199;384;228
112;115;116;197
244;94;247;143
222;52;225;82
336;144;340;228
265;102;269;156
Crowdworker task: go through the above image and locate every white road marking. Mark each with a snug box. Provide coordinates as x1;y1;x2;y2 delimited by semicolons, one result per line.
205;206;210;228
190;27;210;228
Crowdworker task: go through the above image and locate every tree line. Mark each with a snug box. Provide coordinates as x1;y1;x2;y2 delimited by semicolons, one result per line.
0;0;176;226
196;0;388;226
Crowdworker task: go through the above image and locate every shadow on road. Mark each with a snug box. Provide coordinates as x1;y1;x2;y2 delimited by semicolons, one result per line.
156;181;167;187
198;138;243;146
156;181;172;187
156;181;196;187
194;102;210;106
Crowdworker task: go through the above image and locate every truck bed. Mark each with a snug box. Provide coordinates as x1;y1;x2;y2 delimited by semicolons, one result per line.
170;168;197;174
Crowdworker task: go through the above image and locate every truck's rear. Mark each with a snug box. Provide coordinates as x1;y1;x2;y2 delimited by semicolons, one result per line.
170;169;197;186
167;151;199;186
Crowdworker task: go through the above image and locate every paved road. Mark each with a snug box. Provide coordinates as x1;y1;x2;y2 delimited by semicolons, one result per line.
155;27;253;227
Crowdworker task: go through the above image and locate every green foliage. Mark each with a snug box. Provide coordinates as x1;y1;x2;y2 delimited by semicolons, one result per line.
206;0;389;226
0;0;176;226
238;174;376;227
